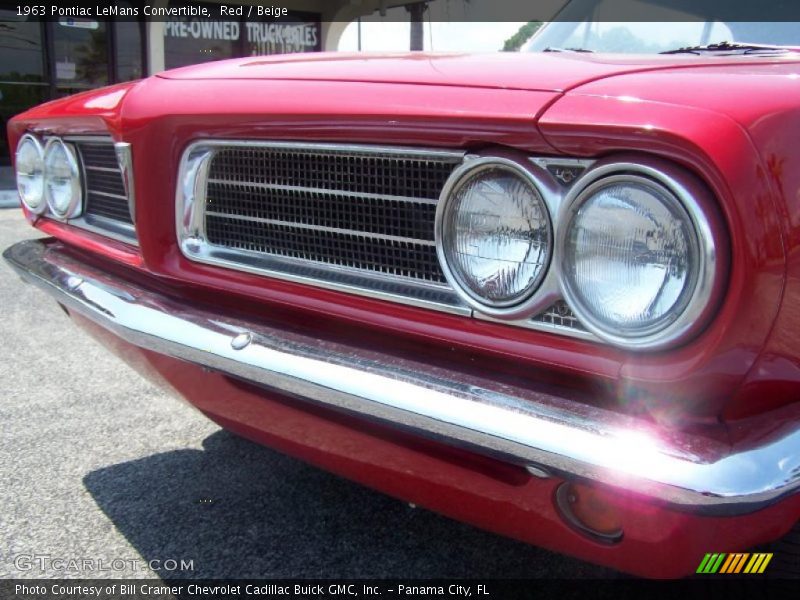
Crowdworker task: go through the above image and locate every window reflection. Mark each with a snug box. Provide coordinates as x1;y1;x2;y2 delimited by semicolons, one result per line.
52;19;109;93
115;21;144;81
0;15;45;82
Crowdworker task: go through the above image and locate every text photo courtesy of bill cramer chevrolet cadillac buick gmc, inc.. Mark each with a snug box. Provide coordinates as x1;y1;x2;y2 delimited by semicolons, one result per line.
2;0;800;597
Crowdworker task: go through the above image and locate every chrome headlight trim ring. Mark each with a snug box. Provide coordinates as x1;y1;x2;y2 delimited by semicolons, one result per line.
556;159;724;351
434;156;559;320
15;133;46;214
43;137;83;220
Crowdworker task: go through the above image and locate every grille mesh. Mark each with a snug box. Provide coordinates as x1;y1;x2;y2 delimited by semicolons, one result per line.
204;146;458;284
208;147;454;200
76;142;132;225
531;300;587;333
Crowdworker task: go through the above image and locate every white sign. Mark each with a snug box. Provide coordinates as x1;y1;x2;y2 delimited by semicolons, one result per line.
55;60;76;80
164;19;240;41
58;17;99;30
246;22;318;53
164;17;320;54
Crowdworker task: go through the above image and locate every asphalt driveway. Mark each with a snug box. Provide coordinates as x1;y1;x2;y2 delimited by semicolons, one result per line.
0;209;615;580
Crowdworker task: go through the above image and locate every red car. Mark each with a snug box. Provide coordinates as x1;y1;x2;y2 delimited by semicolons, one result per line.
5;19;800;578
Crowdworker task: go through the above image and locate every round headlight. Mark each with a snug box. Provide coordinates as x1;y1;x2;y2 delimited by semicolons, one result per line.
561;173;705;346
15;134;45;214
44;138;82;219
436;159;552;312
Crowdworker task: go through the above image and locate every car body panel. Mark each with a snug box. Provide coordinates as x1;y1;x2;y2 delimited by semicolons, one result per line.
7;50;800;578
156;50;800;91
8;55;800;423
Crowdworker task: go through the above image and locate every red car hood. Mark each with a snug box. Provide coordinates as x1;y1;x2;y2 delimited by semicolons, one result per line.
156;51;780;92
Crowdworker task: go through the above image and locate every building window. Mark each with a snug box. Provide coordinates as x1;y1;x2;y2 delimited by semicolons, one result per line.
0;9;48;164
0;9;145;163
51;18;109;96
115;2;145;81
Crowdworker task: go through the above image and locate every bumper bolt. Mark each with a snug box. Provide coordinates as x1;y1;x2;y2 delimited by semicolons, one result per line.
231;332;252;350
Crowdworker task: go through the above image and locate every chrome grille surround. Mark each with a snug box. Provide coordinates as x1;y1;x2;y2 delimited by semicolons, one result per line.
177;140;597;340
66;136;137;245
178;141;468;314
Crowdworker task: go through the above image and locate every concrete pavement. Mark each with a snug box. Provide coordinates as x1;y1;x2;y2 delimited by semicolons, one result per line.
0;167;19;208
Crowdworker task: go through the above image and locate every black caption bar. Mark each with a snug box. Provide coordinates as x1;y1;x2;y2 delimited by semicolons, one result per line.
3;580;800;600
4;0;800;22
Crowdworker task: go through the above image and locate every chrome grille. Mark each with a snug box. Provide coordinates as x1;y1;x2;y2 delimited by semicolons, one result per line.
208;146;452;200
77;142;132;224
531;301;588;333
70;139;137;244
203;145;459;285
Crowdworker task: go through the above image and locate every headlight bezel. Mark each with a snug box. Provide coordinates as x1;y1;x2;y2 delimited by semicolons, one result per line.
43;137;83;220
555;160;723;350
434;155;560;320
15;133;46;214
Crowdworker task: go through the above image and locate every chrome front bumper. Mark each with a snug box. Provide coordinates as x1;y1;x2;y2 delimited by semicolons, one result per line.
5;238;800;516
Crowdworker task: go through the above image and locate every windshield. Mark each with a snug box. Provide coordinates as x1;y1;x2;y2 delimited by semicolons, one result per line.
525;1;800;53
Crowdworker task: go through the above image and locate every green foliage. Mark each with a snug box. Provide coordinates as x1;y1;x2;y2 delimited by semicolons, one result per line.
502;21;543;52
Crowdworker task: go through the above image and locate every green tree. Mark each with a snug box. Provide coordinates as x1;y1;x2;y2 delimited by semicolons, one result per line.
502;21;543;51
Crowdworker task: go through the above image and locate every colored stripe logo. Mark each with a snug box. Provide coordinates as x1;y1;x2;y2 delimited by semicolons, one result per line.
696;553;773;574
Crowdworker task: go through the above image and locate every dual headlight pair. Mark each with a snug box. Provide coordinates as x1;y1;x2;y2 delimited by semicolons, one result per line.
435;156;721;350
15;134;82;219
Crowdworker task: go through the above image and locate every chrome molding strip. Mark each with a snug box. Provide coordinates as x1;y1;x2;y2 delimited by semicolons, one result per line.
70;214;138;246
62;135;114;144
6;238;800;515
205;211;438;247
84;165;120;174
89;189;128;201
185;139;467;160
206;178;441;205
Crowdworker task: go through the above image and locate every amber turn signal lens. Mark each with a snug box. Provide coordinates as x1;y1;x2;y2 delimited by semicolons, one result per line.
555;482;623;544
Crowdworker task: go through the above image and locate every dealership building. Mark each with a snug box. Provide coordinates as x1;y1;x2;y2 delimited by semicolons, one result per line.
0;0;430;168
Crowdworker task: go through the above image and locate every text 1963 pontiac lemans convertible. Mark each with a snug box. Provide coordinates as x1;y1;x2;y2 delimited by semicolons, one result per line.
5;17;800;578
